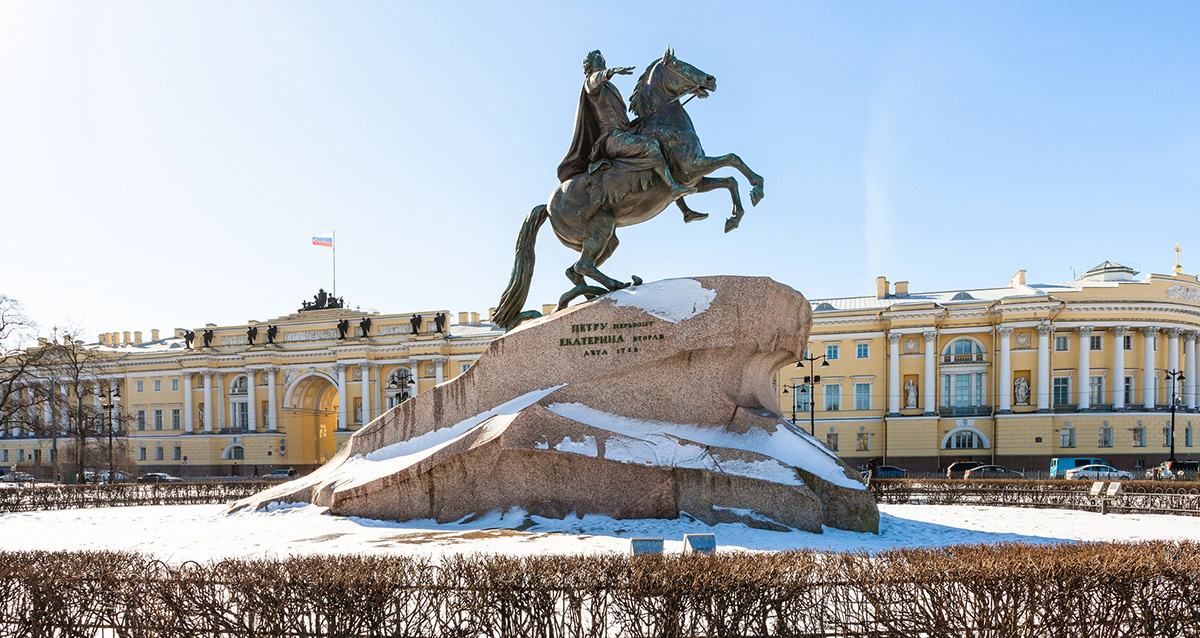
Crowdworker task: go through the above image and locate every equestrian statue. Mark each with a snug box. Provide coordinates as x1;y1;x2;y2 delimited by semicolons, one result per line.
493;47;764;330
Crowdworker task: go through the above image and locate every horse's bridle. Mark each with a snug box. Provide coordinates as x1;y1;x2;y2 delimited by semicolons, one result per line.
641;59;702;119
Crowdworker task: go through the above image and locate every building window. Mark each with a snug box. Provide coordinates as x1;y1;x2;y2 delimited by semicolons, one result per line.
222;445;245;460
855;343;869;359
942;372;986;408
135;380;144;393
1123;335;1133;350
171;378;179;391
824;383;841;411
155;447;164;461
948;430;984;449
1089;335;1102;351
153;409;163;431
854;383;871;411
171;408;181;430
231;376;248;395
1;450;7;462
793;386;811;413
825;431;839;451
1089;377;1104;405
1098;424;1113;447
231;402;248;431
136;410;147;431
1124;376;1135;406
944;339;984;363
855;431;869;452
173;447;182;460
1052;378;1071;407
1060;426;1076;448
1055;335;1069;352
460;362;472;374
1133;426;1146;447
1187;426;1194;447
18;449;24;462
1163;427;1173;448
825;344;839;361
152;379;161;392
138;447;146;461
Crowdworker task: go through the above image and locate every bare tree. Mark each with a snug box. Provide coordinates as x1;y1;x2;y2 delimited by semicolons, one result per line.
0;295;51;438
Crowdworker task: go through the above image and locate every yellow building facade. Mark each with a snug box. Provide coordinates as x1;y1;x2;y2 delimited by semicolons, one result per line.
2;301;502;478
776;262;1200;474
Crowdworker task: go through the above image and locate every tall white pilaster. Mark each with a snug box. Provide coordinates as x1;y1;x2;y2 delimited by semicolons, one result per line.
182;372;193;433
887;333;901;415
1142;327;1160;408
334;364;347;430
202;371;214;433
1077;327;1093;409
998;327;1013;413
266;367;278;432
246;369;257;432
1036;323;1052;411
922;331;937;414
1112;327;1127;410
359;363;371;425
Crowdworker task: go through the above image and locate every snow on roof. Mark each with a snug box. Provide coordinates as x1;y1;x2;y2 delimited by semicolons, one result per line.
449;322;504;338
810;276;1145;312
86;338;189;354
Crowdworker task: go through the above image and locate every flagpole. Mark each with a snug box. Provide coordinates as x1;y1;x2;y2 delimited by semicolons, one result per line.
332;231;337;298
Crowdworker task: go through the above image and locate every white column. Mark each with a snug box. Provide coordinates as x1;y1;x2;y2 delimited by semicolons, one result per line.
359;363;371;426
246;369;257;433
182;372;193;433
202;371;214;433
334;364;347;430
1142;327;1159;408
1036;323;1051;411
42;381;52;428
922;331;937;415
998;327;1013;413
110;380;121;428
215;372;225;432
434;358;445;386
373;364;383;420
266;367;278;432
1112;327;1127;410
1185;332;1198;410
1076;327;1092;410
409;363;420;397
887;333;901;415
1167;327;1181;374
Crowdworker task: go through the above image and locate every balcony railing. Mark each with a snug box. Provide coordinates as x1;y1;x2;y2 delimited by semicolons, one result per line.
941;353;986;364
937;405;993;417
1053;404;1079;413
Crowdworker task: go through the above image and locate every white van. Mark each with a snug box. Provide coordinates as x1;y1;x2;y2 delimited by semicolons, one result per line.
1049;457;1107;479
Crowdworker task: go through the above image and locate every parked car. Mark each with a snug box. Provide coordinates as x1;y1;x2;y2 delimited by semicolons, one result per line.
0;472;35;484
945;461;985;479
1145;460;1200;480
1050;457;1108;479
963;465;1025;479
264;468;298;480
137;472;183;484
1064;464;1133;481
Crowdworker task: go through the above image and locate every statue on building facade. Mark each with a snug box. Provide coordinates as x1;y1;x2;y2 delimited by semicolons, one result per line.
359;317;372;338
1014;376;1031;405
904;379;918;409
410;314;422;334
247;326;258;346
434;312;447;334
183;330;195;349
266;325;278;344
202;329;214;348
493;47;765;330
299;289;346;312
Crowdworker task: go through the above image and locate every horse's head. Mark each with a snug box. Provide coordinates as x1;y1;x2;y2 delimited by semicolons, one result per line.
629;47;717;118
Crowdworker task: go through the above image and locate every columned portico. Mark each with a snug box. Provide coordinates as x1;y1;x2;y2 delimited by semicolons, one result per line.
182;372;193;433
887;333;901;415
359;363;371;425
1036;323;1051;411
265;367;278;431
1076;326;1092;410
1111;327;1127;410
997;326;1013;413
202;371;214;433
333;364;348;430
1142;327;1159;408
922;331;937;415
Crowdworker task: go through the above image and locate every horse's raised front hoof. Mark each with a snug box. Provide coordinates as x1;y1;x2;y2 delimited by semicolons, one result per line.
682;210;709;223
631;275;643;286
724;215;742;233
750;185;764;207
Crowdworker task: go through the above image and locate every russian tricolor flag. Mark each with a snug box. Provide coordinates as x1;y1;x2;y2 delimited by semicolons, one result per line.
312;235;333;247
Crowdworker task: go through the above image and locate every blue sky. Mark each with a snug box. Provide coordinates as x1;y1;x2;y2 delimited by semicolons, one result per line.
1;2;1197;339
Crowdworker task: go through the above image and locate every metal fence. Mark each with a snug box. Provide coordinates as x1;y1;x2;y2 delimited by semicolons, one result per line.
0;482;268;512
871;478;1200;516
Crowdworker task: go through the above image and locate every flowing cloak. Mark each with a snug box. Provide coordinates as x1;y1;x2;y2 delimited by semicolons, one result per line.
557;71;639;183
557;85;601;184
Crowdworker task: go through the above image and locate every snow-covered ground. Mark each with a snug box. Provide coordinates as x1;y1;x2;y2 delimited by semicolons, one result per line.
2;503;1198;563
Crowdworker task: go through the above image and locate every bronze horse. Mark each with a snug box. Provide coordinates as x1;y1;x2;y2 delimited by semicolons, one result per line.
494;49;764;330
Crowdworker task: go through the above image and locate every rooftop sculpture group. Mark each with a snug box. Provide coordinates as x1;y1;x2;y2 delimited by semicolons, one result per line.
494;48;764;330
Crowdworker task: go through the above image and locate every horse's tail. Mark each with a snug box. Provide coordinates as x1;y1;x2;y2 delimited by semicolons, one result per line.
493;204;549;330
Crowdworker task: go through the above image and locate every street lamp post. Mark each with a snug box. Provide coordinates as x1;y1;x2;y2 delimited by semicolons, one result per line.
98;386;120;484
388;369;416;404
781;354;830;436
1165;369;1185;463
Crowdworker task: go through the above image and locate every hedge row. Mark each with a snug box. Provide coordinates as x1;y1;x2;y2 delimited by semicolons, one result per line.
2;542;1198;637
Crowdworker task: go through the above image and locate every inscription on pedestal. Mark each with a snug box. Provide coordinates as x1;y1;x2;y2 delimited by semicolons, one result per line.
557;320;664;357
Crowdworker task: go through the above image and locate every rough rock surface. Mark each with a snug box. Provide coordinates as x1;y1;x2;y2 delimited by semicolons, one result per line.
233;277;879;534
